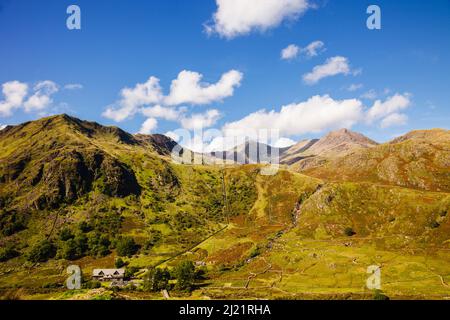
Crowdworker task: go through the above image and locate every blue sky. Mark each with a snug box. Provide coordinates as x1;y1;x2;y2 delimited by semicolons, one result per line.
0;0;449;149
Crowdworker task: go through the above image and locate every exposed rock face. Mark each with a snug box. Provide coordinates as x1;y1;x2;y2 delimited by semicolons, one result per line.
135;134;181;156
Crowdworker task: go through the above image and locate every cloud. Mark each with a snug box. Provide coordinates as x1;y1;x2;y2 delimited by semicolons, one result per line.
360;89;378;100
103;77;163;122
281;44;300;60
0;124;7;130
303;56;354;85
165;70;243;106
180;109;222;130
380;113;408;128
366;93;411;123
139;118;158;134
301;40;325;57
64;83;83;90
175;93;414;152
273;137;296;148
103;70;242;122
281;41;325;61
24;81;59;112
205;0;310;39
0;81;29;117
347;83;363;92
223;95;364;137
141;105;184;121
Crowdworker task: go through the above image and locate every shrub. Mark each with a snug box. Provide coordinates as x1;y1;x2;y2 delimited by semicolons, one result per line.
373;289;390;300
173;260;195;292
0;246;19;262
249;246;261;259
78;221;92;233
27;240;56;263
115;257;126;268
59;228;74;241
144;230;162;250
83;280;101;289
430;221;440;229
125;266;140;279
344;227;356;237
116;237;138;257
0;211;26;236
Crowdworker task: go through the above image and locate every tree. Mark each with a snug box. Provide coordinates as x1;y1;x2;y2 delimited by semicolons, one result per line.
116;237;138;257
173;260;195;292
58;233;89;260
58;239;80;260
78;221;92;233
143;268;171;292
125;266;140;279
59;228;74;241
115;257;126;268
88;233;111;257
27;240;56;263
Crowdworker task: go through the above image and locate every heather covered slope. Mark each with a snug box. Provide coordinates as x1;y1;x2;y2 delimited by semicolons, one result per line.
303;129;450;192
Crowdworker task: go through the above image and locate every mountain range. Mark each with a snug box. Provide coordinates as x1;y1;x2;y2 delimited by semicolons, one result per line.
0;114;449;300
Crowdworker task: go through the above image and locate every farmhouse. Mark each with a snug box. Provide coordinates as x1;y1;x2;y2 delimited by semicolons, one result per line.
92;269;125;281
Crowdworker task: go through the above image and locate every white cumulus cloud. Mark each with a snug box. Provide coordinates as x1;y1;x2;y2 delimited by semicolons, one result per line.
282;41;325;61
103;70;242;122
103;77;163;122
0;81;29;117
165;70;243;106
281;44;300;60
205;0;310;39
223;95;364;137
303;56;354;85
24;81;59;112
180;109;222;130
141;105;184;121
366;93;411;123
139;117;158;134
380;113;408;128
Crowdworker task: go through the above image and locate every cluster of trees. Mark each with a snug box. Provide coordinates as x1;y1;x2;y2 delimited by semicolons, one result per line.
143;261;199;293
25;220;140;263
0;210;27;236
